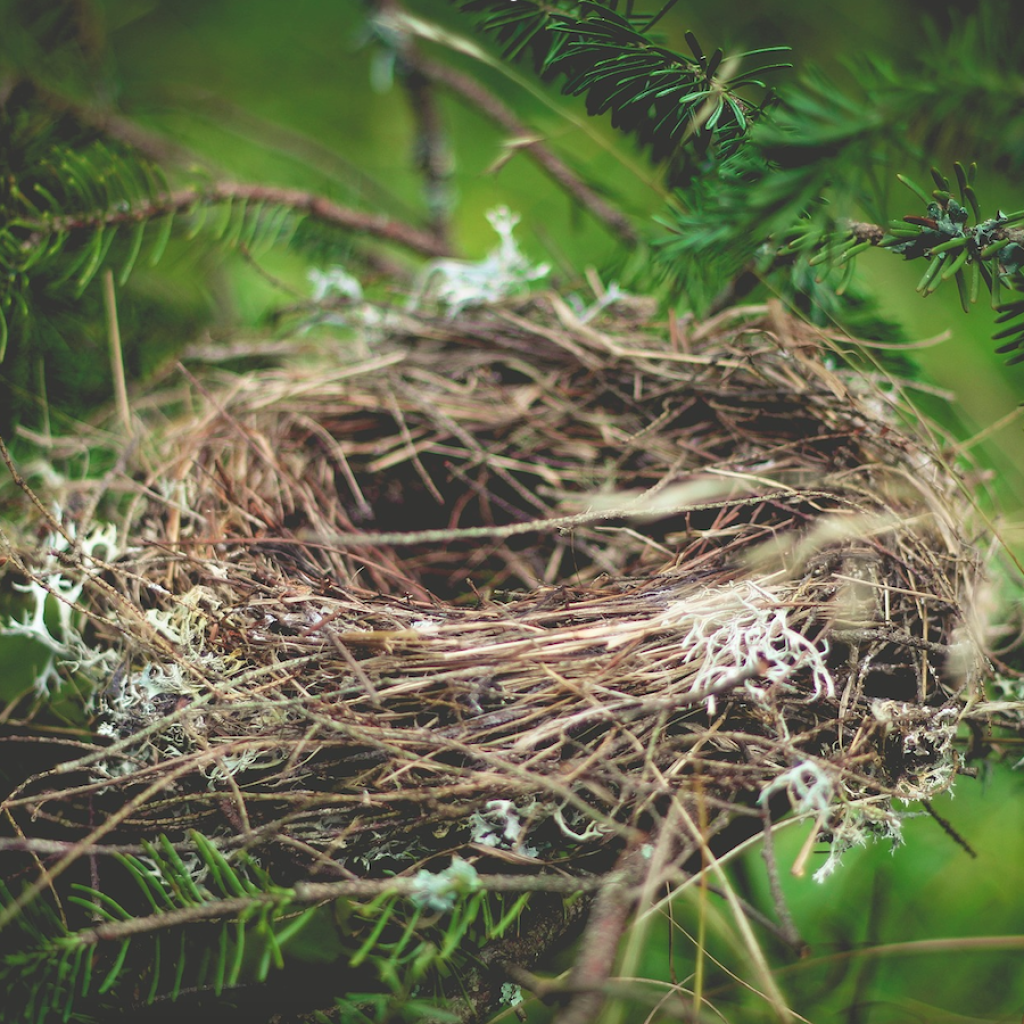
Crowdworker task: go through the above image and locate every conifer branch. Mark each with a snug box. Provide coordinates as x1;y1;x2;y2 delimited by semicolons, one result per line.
22;183;454;258
19;79;194;167
451;0;785;183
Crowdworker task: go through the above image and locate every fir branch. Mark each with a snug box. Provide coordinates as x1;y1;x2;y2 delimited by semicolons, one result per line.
13;78;194;167
60;871;609;947
19;183;454;259
452;0;785;183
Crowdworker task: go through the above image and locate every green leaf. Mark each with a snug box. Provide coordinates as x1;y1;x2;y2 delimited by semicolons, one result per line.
970;259;981;303
917;253;945;293
897;173;933;206
117;853;176;913
80;940;95;998
927;236;966;256
185;200;209;241
213;921;229;996
149;835;205;905
211;196;234;240
119;218;147;286
192;831;248;898
148;210;175;267
226;916;247;988
97;939;130;995
256;917;281;982
954;268;971;311
351;896;399;967
146;935;162;1005
981;238;1011;258
488;892;531;938
171;930;188;999
75;223;119;295
940;245;970;280
953;161;969;194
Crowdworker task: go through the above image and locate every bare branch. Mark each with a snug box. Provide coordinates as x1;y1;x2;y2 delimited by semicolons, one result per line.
369;0;454;247
418;54;639;247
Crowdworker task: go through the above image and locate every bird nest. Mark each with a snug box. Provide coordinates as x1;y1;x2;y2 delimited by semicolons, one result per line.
0;296;997;1020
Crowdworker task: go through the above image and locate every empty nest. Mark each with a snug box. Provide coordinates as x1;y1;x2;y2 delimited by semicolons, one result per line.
0;295;998;1018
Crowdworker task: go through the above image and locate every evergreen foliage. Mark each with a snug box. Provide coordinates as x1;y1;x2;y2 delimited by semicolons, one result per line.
2;0;1023;438
453;0;787;183
0;830;530;1023
452;0;1024;351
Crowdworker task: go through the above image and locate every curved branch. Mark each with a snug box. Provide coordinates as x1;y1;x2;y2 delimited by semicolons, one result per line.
26;183;454;259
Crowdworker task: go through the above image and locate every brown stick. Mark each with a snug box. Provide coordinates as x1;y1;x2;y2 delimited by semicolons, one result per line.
555;844;649;1024
418;55;639;247
27;183;453;259
370;0;453;247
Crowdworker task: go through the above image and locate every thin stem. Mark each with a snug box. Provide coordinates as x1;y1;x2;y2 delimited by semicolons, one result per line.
417;55;639;246
642;0;682;33
760;812;804;951
25;183;453;259
102;269;132;436
556;846;649;1024
370;0;453;246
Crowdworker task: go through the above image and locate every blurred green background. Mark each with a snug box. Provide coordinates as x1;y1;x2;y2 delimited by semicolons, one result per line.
2;0;1024;1020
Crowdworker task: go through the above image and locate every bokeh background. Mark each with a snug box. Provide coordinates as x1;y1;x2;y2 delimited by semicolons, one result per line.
2;1;1024;1020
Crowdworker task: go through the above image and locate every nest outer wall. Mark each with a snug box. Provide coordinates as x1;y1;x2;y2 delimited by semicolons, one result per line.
0;296;992;1017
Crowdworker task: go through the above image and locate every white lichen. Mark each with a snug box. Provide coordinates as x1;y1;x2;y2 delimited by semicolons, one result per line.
813;806;905;884
409;207;550;316
568;279;631;323
1;516;123;694
552;804;610;843
309;266;365;304
666;581;835;713
409;857;481;913
759;760;836;818
468;799;540;857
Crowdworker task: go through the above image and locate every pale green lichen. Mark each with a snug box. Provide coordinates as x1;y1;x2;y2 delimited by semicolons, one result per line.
500;982;523;1007
409;857;481;913
409;207;550;316
1;515;123;694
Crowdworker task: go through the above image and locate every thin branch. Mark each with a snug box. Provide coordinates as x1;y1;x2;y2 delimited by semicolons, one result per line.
26;80;196;167
25;183;453;259
59;872;609;947
370;0;453;247
555;845;649;1024
642;0;683;33
417;53;639;247
759;812;805;952
173;86;424;222
921;798;978;858
102;269;132;436
706;215;1024;317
